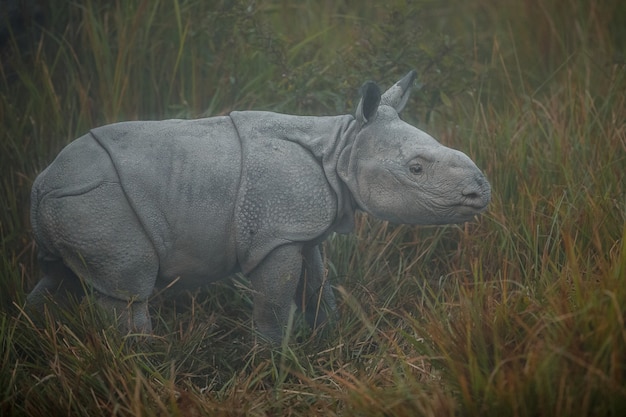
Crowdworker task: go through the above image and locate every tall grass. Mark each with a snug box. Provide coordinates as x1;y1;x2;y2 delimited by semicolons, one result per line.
1;0;625;415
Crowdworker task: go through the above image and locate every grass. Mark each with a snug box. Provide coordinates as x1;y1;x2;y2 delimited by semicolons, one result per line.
1;0;625;415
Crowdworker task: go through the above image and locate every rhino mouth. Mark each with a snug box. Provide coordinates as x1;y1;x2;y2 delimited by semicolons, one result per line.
428;204;484;225
455;203;487;217
458;193;491;212
447;189;490;218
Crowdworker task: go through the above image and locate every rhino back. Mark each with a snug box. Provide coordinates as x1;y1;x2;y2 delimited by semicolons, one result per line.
87;117;242;284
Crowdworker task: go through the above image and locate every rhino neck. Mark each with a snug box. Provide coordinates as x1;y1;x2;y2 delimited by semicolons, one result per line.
309;115;359;234
229;111;359;234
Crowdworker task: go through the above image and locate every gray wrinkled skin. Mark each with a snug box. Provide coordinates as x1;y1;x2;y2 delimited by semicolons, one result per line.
27;71;491;343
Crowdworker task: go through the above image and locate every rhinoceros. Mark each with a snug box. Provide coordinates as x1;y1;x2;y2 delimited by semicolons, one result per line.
27;71;491;342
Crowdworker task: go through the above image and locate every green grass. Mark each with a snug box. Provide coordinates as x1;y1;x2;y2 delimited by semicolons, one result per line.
1;0;625;415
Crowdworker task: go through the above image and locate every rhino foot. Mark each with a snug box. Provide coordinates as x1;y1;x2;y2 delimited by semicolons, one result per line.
93;292;152;335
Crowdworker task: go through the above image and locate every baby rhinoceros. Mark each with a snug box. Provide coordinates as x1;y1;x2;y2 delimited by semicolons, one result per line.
27;71;491;343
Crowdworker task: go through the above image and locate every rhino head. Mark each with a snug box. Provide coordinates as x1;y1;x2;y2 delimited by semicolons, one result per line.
338;71;491;225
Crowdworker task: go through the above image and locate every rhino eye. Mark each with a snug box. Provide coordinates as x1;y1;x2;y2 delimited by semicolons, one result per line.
409;164;423;175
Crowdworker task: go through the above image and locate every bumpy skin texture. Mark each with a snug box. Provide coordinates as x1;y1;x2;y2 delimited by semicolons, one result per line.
28;71;491;343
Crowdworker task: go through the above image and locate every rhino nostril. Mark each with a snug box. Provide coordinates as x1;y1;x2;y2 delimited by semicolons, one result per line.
461;174;490;205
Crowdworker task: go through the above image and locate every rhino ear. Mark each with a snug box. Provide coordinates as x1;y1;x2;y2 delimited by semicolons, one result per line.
380;70;417;113
356;81;381;124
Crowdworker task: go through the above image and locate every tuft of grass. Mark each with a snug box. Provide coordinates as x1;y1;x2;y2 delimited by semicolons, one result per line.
1;0;625;415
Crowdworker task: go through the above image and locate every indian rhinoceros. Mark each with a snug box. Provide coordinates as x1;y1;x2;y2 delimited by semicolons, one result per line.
27;71;491;342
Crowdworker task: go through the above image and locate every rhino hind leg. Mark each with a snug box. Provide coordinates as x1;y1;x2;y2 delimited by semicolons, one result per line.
296;245;336;329
32;182;159;333
26;255;86;316
26;256;151;333
93;292;152;334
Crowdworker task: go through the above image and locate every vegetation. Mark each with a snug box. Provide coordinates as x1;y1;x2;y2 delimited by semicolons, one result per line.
1;0;624;415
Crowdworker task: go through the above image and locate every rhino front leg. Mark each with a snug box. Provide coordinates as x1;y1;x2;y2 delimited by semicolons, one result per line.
249;243;304;343
297;244;336;329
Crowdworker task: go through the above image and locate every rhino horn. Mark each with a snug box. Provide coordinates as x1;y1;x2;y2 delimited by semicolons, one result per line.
380;70;417;113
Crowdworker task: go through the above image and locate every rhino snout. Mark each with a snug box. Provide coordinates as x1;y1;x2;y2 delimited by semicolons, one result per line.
461;173;491;211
